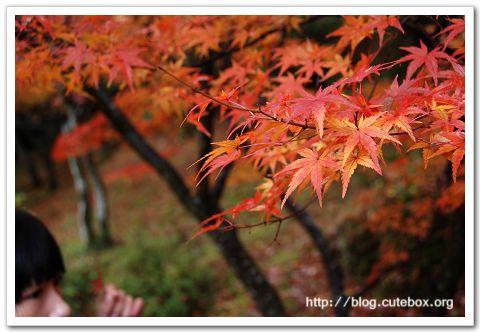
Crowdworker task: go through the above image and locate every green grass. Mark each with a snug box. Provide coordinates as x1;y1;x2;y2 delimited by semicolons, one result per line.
62;225;219;316
20;139;356;317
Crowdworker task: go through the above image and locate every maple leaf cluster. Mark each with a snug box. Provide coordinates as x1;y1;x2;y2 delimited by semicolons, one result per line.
190;17;464;236
15;15;465;238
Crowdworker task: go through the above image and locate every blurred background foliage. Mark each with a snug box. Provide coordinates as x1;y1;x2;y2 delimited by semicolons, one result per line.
61;234;216;316
15;14;465;316
16;136;465;316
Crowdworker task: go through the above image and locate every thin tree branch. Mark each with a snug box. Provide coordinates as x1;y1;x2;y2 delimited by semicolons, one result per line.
158;64;436;139
221;198;316;231
270;219;283;245
156;66;315;130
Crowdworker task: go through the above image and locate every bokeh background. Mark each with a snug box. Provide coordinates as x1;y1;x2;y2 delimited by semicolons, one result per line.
15;14;465;317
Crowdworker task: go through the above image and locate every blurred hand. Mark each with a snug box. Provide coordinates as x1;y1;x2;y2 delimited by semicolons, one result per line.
96;283;144;317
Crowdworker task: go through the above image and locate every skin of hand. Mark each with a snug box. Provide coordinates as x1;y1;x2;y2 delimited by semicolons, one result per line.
96;283;144;317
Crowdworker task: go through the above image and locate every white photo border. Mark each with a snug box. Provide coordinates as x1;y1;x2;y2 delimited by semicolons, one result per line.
6;6;474;327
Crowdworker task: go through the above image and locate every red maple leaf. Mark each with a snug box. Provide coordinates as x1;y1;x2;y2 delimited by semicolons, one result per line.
327;16;403;53
107;47;153;91
396;40;454;85
189;212;231;240
63;40;94;75
91;272;104;295
436;18;465;50
290;85;358;137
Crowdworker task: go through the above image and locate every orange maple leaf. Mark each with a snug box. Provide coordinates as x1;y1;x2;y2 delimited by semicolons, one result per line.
189;212;231;241
194;135;248;184
275;148;339;208
427;131;465;182
341;149;379;198
329;113;401;176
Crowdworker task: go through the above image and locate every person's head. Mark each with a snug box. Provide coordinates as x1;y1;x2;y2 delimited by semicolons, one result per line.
15;209;71;317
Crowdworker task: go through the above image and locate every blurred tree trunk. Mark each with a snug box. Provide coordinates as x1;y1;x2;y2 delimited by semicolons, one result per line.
63;97;113;250
197;110;286;316
63;107;95;247
68;155;96;247
63;107;96;247
90;85;286;316
417;204;465;316
15;137;42;188
40;142;58;191
286;199;348;317
413;164;465;316
84;153;112;248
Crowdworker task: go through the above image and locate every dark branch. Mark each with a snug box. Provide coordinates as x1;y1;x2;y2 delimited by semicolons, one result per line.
211;163;233;204
226;198;316;231
285;198;348;317
86;84;201;216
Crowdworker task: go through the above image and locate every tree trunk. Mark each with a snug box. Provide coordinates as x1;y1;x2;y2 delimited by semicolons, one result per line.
417;204;465;316
84;153;112;247
286;199;348;317
209;221;287;316
41;146;58;191
15;137;42;188
90;85;286;316
63;108;96;248
411;164;465;316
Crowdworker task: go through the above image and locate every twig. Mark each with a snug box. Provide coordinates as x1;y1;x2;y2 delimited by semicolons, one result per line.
270;221;283;246
156;65;316;130
389;124;428;136
230;197;316;230
367;78;380;100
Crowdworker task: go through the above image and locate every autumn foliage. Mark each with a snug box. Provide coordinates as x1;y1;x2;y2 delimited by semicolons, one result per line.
15;15;465;242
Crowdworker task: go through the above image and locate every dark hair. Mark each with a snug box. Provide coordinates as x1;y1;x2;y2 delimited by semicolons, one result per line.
15;209;65;303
